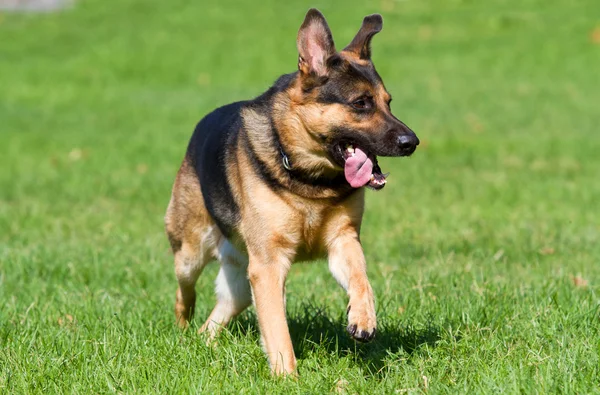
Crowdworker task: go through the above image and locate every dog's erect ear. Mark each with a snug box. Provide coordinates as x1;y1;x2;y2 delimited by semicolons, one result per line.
344;14;383;60
297;9;336;77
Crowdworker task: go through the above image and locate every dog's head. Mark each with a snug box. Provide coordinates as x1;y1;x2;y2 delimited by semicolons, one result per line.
284;9;419;190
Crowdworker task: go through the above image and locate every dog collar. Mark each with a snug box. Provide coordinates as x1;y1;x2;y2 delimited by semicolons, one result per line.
280;146;292;171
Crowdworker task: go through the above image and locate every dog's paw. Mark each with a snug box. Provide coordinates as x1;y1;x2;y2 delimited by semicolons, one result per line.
346;304;377;343
346;323;377;342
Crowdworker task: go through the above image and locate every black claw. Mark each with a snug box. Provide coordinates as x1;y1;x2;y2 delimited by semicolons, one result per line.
348;327;377;343
357;330;369;343
347;324;357;337
346;305;351;315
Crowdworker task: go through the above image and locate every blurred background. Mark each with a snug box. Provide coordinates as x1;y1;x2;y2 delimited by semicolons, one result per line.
1;0;599;392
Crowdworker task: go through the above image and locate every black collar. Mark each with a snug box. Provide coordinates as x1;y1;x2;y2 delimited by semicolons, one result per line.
270;121;349;191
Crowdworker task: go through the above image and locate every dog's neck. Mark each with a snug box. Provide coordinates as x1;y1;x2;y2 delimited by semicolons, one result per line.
241;101;353;200
272;87;341;174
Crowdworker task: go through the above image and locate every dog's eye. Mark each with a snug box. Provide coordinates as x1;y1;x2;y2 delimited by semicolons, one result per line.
351;97;372;110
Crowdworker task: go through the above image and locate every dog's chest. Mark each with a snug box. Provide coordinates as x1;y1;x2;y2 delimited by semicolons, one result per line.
295;205;329;260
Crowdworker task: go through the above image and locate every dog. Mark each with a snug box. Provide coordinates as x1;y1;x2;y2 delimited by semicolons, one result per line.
165;8;419;375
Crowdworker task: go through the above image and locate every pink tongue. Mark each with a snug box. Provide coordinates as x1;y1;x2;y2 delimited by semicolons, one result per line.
344;147;373;188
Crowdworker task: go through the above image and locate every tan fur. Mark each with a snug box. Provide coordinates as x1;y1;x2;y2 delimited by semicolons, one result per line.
166;159;249;335
166;138;374;374
166;86;381;374
340;49;371;66
235;143;370;374
164;9;405;376
166;159;211;327
243;102;348;200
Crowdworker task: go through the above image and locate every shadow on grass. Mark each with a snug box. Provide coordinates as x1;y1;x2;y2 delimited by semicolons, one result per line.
228;301;447;376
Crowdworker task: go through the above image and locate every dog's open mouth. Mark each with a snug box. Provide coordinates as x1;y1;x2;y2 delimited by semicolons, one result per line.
342;144;387;190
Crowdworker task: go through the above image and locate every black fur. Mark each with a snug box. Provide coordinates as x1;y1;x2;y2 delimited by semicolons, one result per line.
186;101;246;238
185;73;344;238
185;60;416;237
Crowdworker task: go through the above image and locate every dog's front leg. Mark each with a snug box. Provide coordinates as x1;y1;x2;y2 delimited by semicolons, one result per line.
328;232;376;342
248;250;296;375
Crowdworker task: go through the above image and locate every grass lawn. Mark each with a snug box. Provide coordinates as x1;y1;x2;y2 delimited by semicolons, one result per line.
1;0;600;392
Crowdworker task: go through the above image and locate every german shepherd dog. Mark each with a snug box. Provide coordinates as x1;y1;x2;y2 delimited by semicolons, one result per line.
165;9;419;375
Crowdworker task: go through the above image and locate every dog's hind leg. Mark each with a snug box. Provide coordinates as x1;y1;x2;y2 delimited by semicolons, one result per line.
165;159;214;328
199;238;252;338
172;228;214;328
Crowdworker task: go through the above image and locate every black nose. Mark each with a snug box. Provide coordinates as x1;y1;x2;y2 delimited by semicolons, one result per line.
397;134;419;155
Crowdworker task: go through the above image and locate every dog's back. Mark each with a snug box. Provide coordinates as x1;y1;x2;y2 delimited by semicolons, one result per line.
186;101;247;238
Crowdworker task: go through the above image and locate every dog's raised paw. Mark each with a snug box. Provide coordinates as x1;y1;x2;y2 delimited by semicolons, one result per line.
346;303;377;342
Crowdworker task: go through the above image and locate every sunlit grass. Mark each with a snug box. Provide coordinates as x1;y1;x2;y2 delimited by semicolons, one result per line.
1;0;599;392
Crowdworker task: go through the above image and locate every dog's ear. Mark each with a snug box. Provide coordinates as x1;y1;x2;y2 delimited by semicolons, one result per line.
297;9;336;77
344;14;383;60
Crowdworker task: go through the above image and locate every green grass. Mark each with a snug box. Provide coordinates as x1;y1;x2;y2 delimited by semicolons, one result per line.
1;0;600;392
